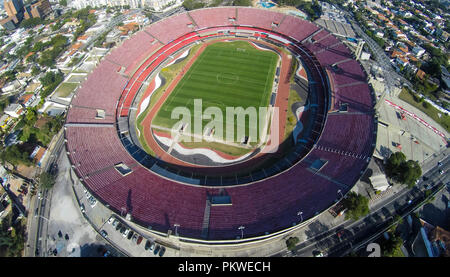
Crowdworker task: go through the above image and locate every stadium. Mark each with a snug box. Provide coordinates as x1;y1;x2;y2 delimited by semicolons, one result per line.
64;7;377;243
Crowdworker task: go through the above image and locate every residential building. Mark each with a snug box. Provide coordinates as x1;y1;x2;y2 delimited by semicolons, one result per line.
4;103;23;118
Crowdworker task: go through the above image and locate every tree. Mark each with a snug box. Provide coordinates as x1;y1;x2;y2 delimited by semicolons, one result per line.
286;236;299;251
20;17;44;29
342;192;369;221
31;66;40;76
39;172;56;189
60;0;67;6
25;107;37;123
0;145;32;168
385;152;421;188
379;232;403;257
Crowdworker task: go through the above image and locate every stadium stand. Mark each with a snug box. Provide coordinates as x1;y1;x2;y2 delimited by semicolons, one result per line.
188;7;237;29
65;7;375;242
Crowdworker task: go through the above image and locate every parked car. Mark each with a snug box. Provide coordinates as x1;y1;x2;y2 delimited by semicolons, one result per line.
112;219;119;227
158;246;166;257
132;233;138;243
88;196;97;208
136;235;143;245
313;251;324;257
107;217;115;224
80;204;85;213
149;241;155;251
153;244;160;255
120;227;130;238
144;240;151;250
100;230;108;238
116;223;122;231
127;230;134;240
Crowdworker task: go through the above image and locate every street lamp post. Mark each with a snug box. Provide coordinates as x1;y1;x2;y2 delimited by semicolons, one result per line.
174;223;180;236
297;211;303;223
238;226;245;239
338;189;344;200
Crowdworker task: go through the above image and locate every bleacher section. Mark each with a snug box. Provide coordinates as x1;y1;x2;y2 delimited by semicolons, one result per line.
145;13;195;44
188;7;237;29
236;7;285;30
65;126;135;177
65;7;375;242
106;30;161;75
70;59;129;115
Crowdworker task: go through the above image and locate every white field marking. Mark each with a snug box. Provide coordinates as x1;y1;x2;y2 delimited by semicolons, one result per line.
249;41;273;52
153;133;253;163
151;124;253;149
165;48;190;67
137;73;163;117
258;54;277;109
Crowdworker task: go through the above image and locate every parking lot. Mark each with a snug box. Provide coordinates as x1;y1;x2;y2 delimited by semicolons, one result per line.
46;151;121;257
375;95;447;163
98;215;167;257
71;165;176;257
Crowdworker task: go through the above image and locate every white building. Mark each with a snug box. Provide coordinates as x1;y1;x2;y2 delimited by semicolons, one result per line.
411;46;425;58
4;103;24;118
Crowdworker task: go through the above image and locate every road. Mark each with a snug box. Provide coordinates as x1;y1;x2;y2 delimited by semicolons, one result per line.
274;148;449;257
342;9;412;95
26;129;65;257
80;10;135;51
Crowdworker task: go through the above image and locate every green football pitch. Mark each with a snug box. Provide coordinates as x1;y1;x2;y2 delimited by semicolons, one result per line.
152;41;278;143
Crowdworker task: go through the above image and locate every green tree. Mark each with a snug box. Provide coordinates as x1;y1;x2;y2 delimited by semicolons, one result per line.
39;172;56;189
20;17;44;29
385;152;421;188
25;107;37;124
379;232;403;257
286;236;299;251
342;192;369;221
0;145;32;168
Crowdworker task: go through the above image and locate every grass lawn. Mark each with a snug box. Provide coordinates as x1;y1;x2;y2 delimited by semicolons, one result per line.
152;41;278;144
135;44;204;156
284;89;303;140
399;88;450;133
54;82;78;97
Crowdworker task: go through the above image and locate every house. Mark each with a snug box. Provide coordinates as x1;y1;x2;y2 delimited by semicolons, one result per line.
412;219;450;257
18;94;35;107
4;103;24;118
0;114;11;130
29;145;47;166
411;46;425;58
396;56;409;67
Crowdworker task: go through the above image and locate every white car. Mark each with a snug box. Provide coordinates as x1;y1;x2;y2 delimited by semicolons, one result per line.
314;251;324;257
107;217;115;224
122;229;130;238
